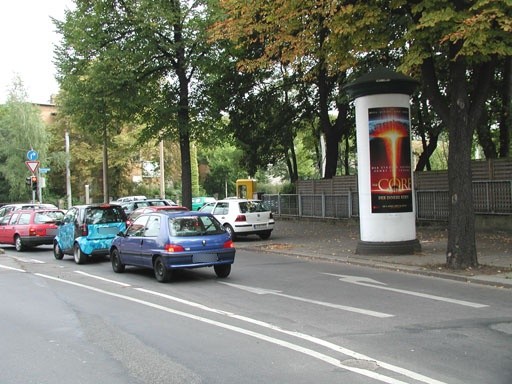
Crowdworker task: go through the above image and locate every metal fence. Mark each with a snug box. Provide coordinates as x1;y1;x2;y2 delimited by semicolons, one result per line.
263;180;512;221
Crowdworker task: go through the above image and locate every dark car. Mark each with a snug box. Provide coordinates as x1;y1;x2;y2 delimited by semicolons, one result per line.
121;199;177;214
0;208;65;251
53;203;128;264
110;211;235;282
127;205;188;223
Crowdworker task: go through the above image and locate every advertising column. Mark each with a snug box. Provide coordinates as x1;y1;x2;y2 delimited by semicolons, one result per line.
344;67;421;254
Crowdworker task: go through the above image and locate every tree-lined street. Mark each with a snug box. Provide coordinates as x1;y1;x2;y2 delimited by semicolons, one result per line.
1;239;511;383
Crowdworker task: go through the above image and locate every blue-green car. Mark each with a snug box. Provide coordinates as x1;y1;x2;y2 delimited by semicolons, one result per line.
191;197;216;211
53;204;127;264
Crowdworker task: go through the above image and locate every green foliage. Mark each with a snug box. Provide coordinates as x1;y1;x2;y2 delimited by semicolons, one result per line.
0;80;48;202
200;143;245;199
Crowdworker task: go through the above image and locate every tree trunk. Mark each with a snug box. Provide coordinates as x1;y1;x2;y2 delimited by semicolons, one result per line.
499;57;511;158
421;55;478;269
176;61;192;209
415;132;439;172
445;60;477;268
475;108;497;159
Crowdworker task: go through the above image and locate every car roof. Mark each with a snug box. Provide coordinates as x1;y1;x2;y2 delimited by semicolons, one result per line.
148;206;188;210
140;211;211;218
71;203;123;209
16;208;64;213
2;203;57;208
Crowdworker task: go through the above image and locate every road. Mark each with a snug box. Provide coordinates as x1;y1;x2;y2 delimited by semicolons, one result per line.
1;243;511;384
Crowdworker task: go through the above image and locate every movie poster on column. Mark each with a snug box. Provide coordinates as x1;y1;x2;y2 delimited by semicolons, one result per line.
368;107;413;213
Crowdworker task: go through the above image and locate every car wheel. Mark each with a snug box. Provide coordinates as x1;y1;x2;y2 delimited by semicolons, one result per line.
14;235;24;252
53;242;64;260
258;230;272;240
224;224;236;240
214;264;231;278
154;256;171;283
111;248;125;273
73;243;87;264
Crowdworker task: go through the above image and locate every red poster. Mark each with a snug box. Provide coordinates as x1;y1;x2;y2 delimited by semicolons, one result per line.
368;107;413;213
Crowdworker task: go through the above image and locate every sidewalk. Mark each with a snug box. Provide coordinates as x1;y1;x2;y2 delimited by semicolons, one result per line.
235;218;512;289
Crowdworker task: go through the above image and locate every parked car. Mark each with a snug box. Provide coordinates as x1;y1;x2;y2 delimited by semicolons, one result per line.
115;195;147;203
0;203;58;220
128;205;188;222
199;199;274;240
0;208;65;251
110;211;235;282
191;196;216;211
121;198;177;214
53;203;128;264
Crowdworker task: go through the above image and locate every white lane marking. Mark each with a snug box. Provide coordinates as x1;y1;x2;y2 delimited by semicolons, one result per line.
34;273;446;384
9;256;45;264
74;271;131;287
139;287;447;384
325;274;488;308
0;264;26;272
220;282;393;318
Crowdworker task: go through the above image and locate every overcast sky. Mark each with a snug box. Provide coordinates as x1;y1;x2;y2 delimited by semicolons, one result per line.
0;0;73;104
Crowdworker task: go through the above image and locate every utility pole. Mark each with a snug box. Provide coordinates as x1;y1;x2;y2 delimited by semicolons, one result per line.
65;127;72;208
159;140;165;199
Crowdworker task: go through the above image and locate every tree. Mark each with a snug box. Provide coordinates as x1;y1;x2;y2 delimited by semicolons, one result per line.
399;0;512;268
0;78;48;202
200;143;245;198
212;1;386;178
54;0;220;209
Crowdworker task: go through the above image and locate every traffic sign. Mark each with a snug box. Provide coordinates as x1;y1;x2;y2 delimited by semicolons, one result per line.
27;150;38;161
39;168;50;174
25;161;40;174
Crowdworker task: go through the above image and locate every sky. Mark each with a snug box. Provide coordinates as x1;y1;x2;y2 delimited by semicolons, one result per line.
0;0;73;104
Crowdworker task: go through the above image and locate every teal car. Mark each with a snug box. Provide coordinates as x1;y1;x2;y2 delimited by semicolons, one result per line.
53;204;127;264
191;197;216;211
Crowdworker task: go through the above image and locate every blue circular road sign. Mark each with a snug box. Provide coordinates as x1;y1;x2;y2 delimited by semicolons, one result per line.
27;150;38;161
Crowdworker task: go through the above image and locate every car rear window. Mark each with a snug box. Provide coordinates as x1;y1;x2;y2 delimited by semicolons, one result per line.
169;215;224;237
35;211;64;224
239;201;270;213
85;206;126;224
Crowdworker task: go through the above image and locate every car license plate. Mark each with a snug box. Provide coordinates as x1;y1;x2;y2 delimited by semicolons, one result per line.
253;224;267;229
193;253;218;263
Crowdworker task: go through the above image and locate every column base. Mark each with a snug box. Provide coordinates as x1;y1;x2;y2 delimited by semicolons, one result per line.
356;239;421;255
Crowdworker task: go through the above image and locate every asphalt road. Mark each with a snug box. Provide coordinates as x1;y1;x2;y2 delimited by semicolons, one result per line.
1;244;511;384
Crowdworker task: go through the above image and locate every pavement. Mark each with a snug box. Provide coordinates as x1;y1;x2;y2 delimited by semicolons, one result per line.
235;217;512;289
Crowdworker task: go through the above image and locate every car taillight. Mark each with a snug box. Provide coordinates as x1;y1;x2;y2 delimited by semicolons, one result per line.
165;244;185;252
81;224;88;236
223;239;234;248
235;215;246;222
29;227;37;236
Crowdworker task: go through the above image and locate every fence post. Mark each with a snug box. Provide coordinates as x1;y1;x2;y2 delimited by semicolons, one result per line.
298;194;302;217
348;191;353;218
